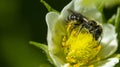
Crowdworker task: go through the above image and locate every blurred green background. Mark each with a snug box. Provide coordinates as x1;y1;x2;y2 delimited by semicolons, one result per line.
0;0;120;67
0;0;71;67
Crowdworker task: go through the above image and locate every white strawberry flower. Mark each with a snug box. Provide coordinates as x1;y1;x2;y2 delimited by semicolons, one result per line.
30;0;120;67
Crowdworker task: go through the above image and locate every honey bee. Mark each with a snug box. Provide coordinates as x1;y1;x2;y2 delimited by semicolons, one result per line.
67;10;103;40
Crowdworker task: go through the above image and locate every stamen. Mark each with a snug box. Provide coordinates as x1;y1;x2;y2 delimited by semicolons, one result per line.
62;24;101;66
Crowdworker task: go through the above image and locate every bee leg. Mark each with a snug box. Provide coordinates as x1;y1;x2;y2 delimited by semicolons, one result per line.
91;31;96;41
77;22;86;34
93;30;102;45
77;25;84;35
98;36;102;45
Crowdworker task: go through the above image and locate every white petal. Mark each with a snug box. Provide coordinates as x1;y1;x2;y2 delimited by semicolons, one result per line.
46;12;66;49
46;12;67;67
46;12;59;32
46;12;59;50
46;12;59;52
61;63;70;67
61;1;74;20
61;0;102;22
94;58;119;67
98;24;118;59
73;0;102;22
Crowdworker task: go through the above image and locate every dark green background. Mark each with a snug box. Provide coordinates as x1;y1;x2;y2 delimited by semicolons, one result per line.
0;0;70;67
0;0;120;67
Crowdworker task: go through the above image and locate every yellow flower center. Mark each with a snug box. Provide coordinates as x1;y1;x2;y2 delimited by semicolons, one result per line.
62;21;101;67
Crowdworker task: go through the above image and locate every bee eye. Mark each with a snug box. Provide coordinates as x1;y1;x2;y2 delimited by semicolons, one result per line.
68;14;80;21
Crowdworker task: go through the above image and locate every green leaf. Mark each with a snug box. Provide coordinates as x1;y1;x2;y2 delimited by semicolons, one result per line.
115;7;120;33
29;41;54;65
115;7;120;67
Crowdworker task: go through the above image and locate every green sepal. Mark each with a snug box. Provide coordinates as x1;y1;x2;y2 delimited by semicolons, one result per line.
29;41;54;65
114;54;120;59
40;0;59;13
107;14;116;25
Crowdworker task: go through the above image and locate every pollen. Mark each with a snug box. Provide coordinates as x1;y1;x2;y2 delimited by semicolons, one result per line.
88;65;94;67
62;22;101;66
